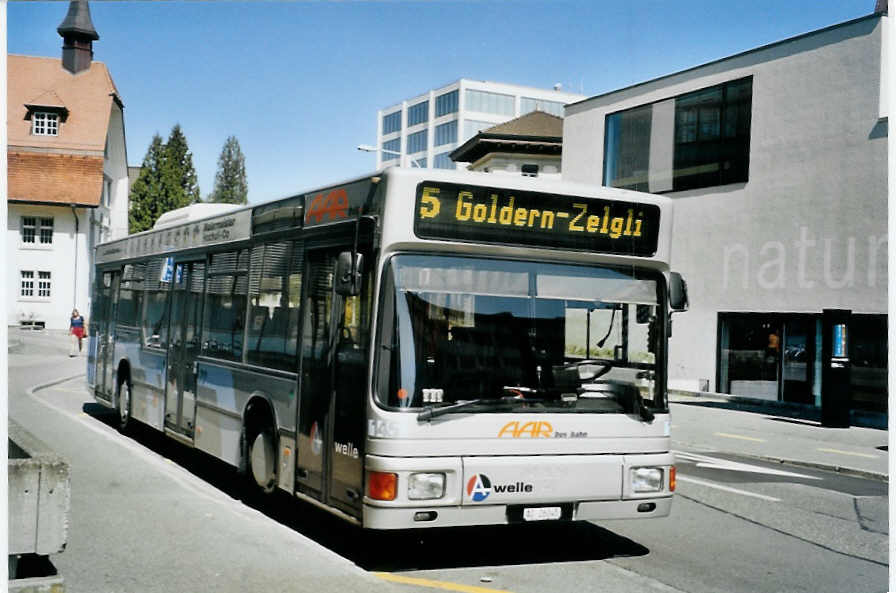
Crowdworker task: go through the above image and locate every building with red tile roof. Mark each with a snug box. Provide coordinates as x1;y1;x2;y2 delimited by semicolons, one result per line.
8;0;128;329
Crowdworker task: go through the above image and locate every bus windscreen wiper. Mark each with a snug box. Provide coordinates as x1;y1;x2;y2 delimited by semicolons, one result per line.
417;395;524;422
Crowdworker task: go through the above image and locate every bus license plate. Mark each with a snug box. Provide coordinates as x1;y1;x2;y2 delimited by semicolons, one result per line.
523;506;562;521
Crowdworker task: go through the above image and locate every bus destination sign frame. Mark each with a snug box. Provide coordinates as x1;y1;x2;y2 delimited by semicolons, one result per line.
413;182;660;256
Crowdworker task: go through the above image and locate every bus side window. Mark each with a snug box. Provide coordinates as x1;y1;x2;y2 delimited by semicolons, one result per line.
143;257;171;348
247;241;303;371
202;250;249;362
117;263;145;327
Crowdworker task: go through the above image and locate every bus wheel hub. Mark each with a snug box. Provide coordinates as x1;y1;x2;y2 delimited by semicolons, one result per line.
250;432;275;488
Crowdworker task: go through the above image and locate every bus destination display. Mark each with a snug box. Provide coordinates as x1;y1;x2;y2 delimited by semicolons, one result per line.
414;182;660;256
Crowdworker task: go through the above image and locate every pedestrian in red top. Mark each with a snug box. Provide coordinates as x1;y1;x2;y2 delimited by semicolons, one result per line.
70;309;85;357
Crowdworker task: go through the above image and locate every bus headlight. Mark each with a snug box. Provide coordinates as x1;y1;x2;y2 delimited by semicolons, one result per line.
631;467;664;493
408;472;446;500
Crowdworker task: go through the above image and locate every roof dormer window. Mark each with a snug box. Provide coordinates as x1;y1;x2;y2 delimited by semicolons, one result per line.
24;103;68;137
32;112;59;136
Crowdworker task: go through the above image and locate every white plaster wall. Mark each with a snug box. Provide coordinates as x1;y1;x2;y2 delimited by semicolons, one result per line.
562;17;886;390
104;102;129;240
8;204;91;329
466;153;562;178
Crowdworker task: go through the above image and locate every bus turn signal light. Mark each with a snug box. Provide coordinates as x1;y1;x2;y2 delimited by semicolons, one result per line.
367;471;398;501
670;466;676;492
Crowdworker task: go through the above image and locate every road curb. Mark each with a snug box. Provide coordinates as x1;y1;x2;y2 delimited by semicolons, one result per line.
676;447;889;483
26;373;87;398
745;453;889;483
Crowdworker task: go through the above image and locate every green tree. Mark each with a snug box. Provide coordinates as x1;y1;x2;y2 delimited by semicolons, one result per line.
128;133;166;233
164;124;201;205
128;125;201;233
208;136;248;204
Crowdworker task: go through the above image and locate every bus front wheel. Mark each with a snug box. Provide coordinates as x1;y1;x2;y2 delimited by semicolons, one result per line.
117;381;132;431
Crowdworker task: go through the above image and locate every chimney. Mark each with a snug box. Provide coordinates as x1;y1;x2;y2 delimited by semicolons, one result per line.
57;0;99;74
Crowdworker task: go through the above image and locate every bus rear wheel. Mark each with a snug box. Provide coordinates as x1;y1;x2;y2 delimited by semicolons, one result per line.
249;428;277;494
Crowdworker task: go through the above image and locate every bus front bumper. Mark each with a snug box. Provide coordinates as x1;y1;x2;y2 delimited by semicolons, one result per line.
362;496;672;530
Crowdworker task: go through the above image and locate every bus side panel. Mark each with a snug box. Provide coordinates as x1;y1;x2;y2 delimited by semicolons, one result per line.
194;360;298;471
86;333;97;388
132;348;167;430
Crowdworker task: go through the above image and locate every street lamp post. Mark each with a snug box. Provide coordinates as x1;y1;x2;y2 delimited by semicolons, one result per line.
357;144;421;168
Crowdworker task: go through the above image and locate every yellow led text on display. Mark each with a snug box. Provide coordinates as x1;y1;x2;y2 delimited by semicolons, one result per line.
419;185;645;239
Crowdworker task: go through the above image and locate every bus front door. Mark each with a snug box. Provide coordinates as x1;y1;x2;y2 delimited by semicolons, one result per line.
165;261;205;437
295;249;365;516
95;270;120;401
296;251;334;500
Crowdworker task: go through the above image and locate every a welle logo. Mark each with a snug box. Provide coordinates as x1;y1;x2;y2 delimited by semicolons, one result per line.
466;473;534;502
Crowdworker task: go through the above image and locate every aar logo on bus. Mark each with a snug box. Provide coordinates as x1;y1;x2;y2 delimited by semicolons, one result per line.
466;474;492;502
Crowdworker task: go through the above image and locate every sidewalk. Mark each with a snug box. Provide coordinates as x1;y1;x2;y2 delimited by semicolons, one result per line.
670;391;888;481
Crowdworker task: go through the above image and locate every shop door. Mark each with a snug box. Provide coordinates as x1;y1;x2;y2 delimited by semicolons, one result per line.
781;318;814;405
164;261;205;436
719;314;781;401
96;270;121;398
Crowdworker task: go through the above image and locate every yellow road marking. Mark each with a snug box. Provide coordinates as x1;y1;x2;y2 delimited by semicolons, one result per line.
374;573;515;593
714;432;766;443
818;448;878;459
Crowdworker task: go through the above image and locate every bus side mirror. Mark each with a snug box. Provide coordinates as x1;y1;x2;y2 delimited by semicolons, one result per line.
636;304;651;324
335;251;363;296
669;272;689;312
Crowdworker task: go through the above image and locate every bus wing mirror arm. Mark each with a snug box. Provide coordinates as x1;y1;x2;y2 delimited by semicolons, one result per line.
335;251;364;297
669;272;689;313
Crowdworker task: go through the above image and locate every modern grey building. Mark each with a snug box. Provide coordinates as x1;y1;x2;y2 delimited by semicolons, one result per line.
562;8;888;417
374;79;584;170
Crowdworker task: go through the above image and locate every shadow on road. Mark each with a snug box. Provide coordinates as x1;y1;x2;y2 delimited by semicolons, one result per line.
82;402;650;571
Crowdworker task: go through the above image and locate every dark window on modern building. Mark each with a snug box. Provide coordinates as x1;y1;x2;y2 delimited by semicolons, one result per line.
435;90;459;117
603;105;652;192
604;76;752;193
382;111;401;135
408;101;429;126
718;312;815;406
521;164;539;177
717;311;887;414
434;152;455;169
407;130;428;154
382;138;401;162
434;120;457;146
673;77;752;191
849;314;887;413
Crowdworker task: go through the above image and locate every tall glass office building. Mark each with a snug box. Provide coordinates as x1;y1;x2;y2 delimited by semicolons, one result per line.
374;79;584;170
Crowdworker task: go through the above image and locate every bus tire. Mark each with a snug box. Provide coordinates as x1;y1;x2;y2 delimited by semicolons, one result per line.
249;427;277;494
117;380;132;431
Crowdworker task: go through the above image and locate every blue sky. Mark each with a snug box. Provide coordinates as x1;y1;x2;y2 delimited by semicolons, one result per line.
9;0;874;204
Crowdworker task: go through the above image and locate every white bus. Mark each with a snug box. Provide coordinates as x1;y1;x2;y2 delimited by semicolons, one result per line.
88;168;688;529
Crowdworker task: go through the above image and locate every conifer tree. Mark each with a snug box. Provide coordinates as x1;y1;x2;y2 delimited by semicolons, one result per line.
128;133;166;233
128;125;202;233
209;136;248;205
164;124;201;205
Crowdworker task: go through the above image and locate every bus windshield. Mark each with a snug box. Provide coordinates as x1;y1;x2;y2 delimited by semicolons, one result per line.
377;255;666;415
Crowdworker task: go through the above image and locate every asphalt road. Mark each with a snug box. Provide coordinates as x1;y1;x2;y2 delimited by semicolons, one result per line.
9;331;889;593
